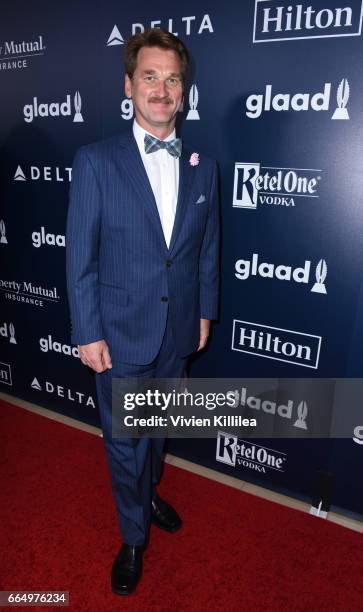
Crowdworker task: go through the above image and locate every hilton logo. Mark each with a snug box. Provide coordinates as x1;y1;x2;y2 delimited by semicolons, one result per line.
232;320;322;369
216;432;287;473
253;1;363;42
0;362;12;386
232;163;322;209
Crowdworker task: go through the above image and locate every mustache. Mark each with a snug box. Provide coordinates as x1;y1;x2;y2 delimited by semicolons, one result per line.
149;96;173;104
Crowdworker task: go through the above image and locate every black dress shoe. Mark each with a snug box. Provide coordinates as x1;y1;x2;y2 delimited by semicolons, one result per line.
151;494;182;533
111;543;143;596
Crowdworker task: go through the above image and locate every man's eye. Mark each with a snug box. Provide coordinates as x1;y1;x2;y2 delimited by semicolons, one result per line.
144;75;156;83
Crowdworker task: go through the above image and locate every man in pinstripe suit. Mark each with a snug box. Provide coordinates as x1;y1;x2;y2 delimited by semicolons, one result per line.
66;28;219;595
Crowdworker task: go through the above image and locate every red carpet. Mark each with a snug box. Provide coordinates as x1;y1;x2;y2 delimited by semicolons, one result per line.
1;398;362;611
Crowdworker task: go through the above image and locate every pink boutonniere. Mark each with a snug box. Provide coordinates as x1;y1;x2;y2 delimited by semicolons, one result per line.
189;152;200;167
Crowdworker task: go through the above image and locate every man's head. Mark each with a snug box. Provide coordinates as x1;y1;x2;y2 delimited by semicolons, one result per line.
124;29;190;137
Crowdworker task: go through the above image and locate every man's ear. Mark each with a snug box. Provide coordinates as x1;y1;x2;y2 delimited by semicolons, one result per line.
124;74;132;98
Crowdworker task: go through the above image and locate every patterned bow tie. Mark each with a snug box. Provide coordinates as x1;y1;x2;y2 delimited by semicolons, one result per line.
144;133;182;158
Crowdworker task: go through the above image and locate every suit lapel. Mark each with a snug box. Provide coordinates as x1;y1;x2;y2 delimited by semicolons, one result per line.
118;132;168;250
168;146;195;254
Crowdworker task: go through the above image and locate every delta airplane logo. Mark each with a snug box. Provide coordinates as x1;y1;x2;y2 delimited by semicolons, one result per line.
245;78;350;120
23;92;84;123
234;254;327;294
107;25;124;45
106;14;214;45
31;376;96;407
253;1;363;43
14;165;72;183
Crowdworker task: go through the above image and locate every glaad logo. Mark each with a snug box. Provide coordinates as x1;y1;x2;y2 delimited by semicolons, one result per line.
32;227;65;248
186;85;200;120
253;1;363;42
216;432;287;473
14;165;72;182
0;34;45;72
235;254;327;294
39;335;79;358
245;79;350;120
0;362;12;386
233;387;308;429
0;322;17;344
232;320;322;369
108;15;214;44
23;92;84;123
31;376;96;407
353;425;363;444
0;220;8;244
232;163;322;209
107;25;124;46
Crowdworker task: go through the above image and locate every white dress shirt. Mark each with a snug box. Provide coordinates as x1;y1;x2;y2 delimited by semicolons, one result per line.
133;119;179;248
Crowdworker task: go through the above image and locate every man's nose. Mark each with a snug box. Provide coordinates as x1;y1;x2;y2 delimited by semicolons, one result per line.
155;79;168;96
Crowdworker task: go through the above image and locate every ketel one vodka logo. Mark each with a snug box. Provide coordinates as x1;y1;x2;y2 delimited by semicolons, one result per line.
23;92;84;123
235;254;327;294
216;432;287;473
0;322;17;344
232;163;321;209
232;320;322;369
0;219;8;244
245;79;350;120
253;1;363;42
353;425;363;445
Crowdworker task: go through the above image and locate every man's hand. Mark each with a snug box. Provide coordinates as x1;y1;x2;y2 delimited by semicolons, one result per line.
78;340;112;373
197;319;211;351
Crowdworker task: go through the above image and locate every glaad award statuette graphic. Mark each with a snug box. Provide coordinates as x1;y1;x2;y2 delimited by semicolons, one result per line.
9;323;17;345
187;84;200;120
294;401;308;430
332;78;349;120
0;220;8;244
73;91;84;123
311;259;327;294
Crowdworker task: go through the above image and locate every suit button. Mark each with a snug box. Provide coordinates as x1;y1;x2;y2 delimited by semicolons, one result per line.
166;260;172;267
161;296;168;302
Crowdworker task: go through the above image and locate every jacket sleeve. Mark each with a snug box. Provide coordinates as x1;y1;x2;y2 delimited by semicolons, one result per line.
66;147;104;345
198;161;220;320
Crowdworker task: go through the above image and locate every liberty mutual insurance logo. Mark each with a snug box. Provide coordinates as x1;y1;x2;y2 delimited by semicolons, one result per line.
23;92;84;123
233;163;322;209
245;79;350;120
235;254;327;295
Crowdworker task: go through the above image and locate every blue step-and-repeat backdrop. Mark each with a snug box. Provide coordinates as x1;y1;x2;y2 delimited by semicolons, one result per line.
1;1;363;518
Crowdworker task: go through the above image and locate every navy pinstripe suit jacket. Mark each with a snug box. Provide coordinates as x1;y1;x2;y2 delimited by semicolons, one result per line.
66;130;219;364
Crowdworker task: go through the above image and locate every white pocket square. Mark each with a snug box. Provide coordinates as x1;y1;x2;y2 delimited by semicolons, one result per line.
196;194;206;204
